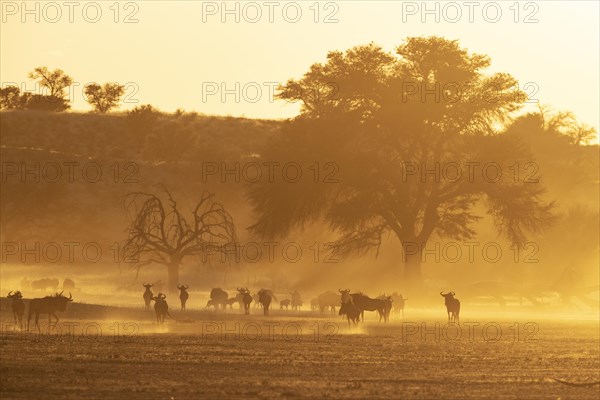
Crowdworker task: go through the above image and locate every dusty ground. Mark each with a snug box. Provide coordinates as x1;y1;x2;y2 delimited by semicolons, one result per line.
1;310;599;400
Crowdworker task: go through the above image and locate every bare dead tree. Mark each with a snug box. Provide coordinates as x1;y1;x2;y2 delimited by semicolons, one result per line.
123;185;237;293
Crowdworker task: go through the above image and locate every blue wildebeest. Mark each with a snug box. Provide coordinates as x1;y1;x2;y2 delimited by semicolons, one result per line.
258;289;277;316
237;287;253;315
177;284;189;311
318;291;339;314
152;293;173;323
27;291;73;331
62;278;76;291
391;292;407;317
7;291;25;330
207;288;228;310
225;297;239;309
377;294;394;322
143;283;154;309
279;299;291;310
340;289;388;322
310;298;319;311
339;301;361;326
291;290;303;310
440;291;460;323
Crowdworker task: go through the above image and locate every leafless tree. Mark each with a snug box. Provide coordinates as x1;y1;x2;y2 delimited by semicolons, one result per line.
123;186;237;293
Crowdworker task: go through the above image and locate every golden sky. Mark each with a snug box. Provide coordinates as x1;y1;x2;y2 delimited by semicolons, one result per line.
1;1;598;136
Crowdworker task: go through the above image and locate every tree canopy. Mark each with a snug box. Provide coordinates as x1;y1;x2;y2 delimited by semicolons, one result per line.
248;37;555;285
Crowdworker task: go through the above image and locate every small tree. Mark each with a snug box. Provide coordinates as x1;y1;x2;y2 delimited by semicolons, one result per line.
84;83;126;113
28;66;73;98
0;86;23;110
123;186;237;292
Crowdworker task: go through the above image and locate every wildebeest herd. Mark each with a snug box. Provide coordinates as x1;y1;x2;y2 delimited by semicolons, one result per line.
135;284;457;326
4;284;459;328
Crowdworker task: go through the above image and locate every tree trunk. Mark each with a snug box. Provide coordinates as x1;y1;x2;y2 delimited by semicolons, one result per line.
404;252;423;284
167;262;180;293
402;242;424;287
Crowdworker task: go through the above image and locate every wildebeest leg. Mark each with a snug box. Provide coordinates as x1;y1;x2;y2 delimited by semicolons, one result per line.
53;312;59;323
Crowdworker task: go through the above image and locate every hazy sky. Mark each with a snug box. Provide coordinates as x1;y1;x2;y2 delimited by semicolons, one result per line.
1;1;598;136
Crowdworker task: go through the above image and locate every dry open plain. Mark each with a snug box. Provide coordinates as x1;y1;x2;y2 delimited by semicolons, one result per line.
1;302;598;400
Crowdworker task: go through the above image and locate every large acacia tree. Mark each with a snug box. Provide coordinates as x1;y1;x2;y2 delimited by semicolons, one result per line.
124;187;237;292
247;37;553;286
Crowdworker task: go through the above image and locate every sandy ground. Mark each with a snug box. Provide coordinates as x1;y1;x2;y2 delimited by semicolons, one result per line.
1;308;599;400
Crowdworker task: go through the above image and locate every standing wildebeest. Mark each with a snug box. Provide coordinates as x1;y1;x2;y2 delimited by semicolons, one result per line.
237;287;253;315
143;283;154;309
340;290;388;322
27;291;73;330
291;290;303;310
258;289;277;316
279;299;291;310
225;297;239;309
391;292;407;317
207;288;228;310
31;278;59;292
339;301;361;326
152;293;173;324
440;291;460;323
62;278;76;291
310;298;319;311
377;294;394;322
317;291;339;314
7;291;25;329
177;284;189;311
252;293;261;308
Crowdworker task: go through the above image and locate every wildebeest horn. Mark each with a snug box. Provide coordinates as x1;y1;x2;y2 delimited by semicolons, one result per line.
7;290;12;297
451;291;455;296
440;291;445;296
338;288;342;293
59;290;64;296
68;292;72;300
185;285;189;289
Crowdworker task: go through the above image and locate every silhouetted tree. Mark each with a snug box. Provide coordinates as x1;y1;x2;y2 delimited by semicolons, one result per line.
23;67;73;111
0;86;24;110
84;83;126;113
123;186;237;292
28;66;73;98
247;37;554;286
